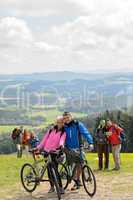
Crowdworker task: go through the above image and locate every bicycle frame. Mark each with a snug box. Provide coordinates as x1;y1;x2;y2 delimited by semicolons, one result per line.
21;150;63;200
59;149;96;197
30;151;59;183
63;149;88;183
62;160;81;184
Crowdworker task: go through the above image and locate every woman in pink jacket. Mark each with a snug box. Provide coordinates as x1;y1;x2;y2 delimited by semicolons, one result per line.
36;116;66;194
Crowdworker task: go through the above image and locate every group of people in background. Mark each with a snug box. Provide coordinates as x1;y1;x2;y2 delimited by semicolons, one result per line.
11;112;125;194
11;126;39;158
95;119;124;171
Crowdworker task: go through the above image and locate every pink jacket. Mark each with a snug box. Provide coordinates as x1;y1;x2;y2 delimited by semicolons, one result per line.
37;128;66;152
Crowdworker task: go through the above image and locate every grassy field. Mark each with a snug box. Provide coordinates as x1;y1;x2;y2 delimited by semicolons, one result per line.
29;109;87;124
0;153;133;199
0;153;133;196
0;125;33;135
0;109;87;134
0;126;17;133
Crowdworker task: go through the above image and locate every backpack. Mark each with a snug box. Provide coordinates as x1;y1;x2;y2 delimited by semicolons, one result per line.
120;132;126;143
29;137;40;148
95;127;108;144
113;125;126;143
11;129;20;140
22;131;30;145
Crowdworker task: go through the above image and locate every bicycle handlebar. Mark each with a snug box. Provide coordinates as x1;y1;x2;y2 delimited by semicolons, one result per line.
29;148;63;156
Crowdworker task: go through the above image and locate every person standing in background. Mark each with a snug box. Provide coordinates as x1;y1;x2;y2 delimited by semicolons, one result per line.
95;120;110;170
106;119;123;171
11;127;23;158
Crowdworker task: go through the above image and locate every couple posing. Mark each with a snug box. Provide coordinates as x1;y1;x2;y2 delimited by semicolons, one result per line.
36;112;94;194
95;119;124;171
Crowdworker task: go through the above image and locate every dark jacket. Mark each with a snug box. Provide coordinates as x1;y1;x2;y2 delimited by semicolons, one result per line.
95;127;108;144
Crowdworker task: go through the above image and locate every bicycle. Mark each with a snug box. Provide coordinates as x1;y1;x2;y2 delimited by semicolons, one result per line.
58;147;97;197
20;149;63;200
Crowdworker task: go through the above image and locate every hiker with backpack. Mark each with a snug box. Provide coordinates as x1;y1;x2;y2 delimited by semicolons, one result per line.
36;116;66;194
63;112;94;190
11;126;23;158
106;119;124;171
95;120;110;170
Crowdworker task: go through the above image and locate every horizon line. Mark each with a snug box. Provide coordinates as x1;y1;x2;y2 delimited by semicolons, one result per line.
0;70;133;76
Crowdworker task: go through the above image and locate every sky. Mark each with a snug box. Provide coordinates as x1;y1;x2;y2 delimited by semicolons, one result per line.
0;0;133;74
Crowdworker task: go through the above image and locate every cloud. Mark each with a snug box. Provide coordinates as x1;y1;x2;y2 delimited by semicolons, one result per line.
0;0;82;17
70;0;133;15
34;42;62;52
0;1;133;73
0;16;64;73
48;4;133;53
0;17;33;48
48;16;118;53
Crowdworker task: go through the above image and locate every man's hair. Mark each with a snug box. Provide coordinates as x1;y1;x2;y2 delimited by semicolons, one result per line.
63;111;71;116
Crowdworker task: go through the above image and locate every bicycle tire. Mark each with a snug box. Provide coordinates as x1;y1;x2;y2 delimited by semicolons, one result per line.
82;165;96;197
51;166;61;200
58;163;69;190
20;163;38;193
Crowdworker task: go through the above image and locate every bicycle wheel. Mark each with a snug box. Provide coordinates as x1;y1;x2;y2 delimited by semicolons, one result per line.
82;165;96;197
51;166;61;200
20;163;38;193
58;163;69;190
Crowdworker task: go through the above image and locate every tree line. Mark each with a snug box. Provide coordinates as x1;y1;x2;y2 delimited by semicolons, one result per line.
0;110;133;154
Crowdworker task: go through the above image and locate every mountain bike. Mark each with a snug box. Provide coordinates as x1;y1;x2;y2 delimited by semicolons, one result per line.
20;149;63;200
58;148;96;197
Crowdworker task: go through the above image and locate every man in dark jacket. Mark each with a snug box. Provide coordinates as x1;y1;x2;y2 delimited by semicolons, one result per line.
95;120;110;170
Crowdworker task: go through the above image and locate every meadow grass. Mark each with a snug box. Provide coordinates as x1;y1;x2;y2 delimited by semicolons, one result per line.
0;125;33;135
0;155;32;189
0;153;132;191
0;126;17;134
86;153;133;174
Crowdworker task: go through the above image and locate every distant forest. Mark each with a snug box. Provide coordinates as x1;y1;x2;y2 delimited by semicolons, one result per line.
0;109;133;154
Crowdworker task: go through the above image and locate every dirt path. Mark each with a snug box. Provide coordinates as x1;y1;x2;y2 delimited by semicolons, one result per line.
1;172;133;200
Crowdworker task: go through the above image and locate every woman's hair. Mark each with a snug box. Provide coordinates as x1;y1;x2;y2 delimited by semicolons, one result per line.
47;125;65;137
47;116;65;136
56;115;64;121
